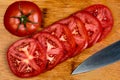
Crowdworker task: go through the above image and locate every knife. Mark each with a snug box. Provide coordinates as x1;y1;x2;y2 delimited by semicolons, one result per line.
72;40;120;74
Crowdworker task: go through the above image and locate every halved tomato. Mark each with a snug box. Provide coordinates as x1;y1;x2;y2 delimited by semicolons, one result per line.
74;11;102;47
84;4;114;41
43;23;76;62
7;38;46;78
33;32;63;70
58;16;88;56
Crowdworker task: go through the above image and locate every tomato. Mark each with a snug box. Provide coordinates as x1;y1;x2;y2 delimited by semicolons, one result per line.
7;38;46;78
58;16;88;56
74;11;102;47
4;1;42;37
84;4;114;41
43;23;76;61
33;32;63;70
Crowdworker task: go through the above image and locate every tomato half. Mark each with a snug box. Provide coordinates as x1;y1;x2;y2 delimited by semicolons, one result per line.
43;23;76;61
4;1;42;37
33;32;63;70
74;11;102;47
58;16;88;56
7;38;46;78
84;4;114;41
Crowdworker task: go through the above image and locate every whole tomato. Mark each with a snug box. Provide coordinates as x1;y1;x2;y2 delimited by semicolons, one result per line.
4;1;42;37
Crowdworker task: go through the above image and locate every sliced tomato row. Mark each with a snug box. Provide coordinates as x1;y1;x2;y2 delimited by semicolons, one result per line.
7;4;113;78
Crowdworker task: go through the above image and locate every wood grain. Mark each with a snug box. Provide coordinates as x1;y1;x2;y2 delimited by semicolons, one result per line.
0;0;120;80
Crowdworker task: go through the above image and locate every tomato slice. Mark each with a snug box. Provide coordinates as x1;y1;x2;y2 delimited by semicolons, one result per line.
58;16;88;56
7;38;46;78
33;32;63;70
84;4;114;41
74;11;102;47
43;23;76;62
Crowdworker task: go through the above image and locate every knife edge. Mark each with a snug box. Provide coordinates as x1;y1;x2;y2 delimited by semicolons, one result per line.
72;40;120;75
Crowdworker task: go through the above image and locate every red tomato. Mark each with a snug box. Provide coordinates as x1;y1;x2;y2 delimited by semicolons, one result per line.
84;4;114;41
74;11;102;47
7;38;46;78
4;1;42;37
33;32;63;70
58;16;88;56
43;23;76;61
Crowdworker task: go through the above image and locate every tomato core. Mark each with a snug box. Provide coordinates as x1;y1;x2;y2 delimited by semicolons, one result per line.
20;15;28;24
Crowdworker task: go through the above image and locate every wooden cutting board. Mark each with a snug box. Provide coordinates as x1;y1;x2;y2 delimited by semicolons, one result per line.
0;0;120;80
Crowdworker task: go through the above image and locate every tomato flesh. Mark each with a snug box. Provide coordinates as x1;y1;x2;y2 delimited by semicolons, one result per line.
84;4;114;41
58;16;88;56
7;38;46;78
43;23;76;61
74;11;102;47
33;32;63;70
4;1;42;37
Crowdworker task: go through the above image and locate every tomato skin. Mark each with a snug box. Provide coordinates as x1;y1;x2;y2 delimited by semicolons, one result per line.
33;32;64;70
74;11;102;47
4;1;42;37
7;38;46;78
84;4;114;41
43;23;76;61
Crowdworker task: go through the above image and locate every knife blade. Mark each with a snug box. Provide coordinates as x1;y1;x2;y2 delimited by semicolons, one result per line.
72;40;120;75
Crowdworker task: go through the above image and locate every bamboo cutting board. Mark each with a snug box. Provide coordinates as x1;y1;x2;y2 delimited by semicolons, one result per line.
0;0;120;80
